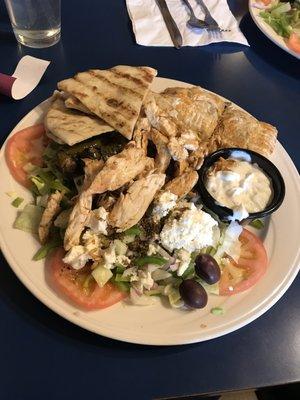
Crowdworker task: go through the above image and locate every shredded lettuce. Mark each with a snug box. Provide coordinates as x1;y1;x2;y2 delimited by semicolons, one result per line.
260;1;300;38
195;276;220;295
13;204;43;234
30;168;70;196
11;197;24;208
33;237;62;261
124;225;142;236
211;307;224;315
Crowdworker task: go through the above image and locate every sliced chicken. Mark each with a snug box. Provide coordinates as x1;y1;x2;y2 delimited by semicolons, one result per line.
187;137;218;170
211;103;277;157
144;86;225;141
137;157;155;179
87;144;150;194
163;169;198;199
174;159;189;177
133;116;150;154
64;191;92;250
38;191;64;244
149;128;171;173
82;158;104;191
64;144;150;250
144;92;177;138
109;172;166;231
167;137;188;161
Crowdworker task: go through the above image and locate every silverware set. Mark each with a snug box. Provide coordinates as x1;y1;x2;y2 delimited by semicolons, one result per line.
155;0;231;49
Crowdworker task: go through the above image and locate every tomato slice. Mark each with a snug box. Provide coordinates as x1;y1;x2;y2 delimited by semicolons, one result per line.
219;229;268;296
5;124;46;188
286;33;300;54
260;0;272;5
49;248;127;310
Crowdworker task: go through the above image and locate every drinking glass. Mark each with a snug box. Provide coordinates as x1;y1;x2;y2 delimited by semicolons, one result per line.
4;0;61;48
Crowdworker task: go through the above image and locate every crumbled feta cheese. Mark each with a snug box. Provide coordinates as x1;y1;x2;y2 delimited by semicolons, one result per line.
152;191;178;220
101;241;130;269
160;203;218;253
103;243;117;269
116;255;131;266
147;243;159;256
63;245;91;270
176;249;191;276
123;266;154;294
123;266;138;280
82;229;101;259
86;206;108;235
132;270;154;293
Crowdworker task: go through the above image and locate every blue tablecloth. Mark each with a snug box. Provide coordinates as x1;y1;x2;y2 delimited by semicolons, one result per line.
0;1;299;399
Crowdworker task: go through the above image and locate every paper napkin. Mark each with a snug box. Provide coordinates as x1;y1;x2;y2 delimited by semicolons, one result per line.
126;0;249;47
0;56;50;100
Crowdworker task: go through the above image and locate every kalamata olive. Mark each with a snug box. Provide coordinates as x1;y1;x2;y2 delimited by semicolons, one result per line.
179;279;208;309
195;254;221;285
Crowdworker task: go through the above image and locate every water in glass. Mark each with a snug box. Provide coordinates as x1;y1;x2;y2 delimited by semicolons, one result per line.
5;0;61;48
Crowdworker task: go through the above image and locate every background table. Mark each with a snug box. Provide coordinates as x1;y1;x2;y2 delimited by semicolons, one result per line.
0;1;299;399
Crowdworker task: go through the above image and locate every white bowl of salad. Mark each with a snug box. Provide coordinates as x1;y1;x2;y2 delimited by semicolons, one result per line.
250;0;300;58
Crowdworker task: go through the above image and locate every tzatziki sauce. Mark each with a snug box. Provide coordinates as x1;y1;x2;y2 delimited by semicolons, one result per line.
206;156;272;220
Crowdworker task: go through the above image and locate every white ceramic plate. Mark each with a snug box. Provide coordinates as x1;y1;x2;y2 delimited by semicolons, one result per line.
249;1;300;60
0;77;299;346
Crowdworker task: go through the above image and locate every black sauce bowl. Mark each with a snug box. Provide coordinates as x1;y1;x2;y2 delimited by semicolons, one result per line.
197;148;285;224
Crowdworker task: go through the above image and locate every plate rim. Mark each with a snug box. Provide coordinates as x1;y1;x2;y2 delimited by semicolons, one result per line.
0;77;300;345
249;1;300;60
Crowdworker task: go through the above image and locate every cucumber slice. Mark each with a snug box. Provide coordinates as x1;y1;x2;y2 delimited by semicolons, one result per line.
92;265;113;287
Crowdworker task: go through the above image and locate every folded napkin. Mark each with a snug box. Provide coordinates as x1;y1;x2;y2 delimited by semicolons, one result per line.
126;0;249;47
0;56;50;100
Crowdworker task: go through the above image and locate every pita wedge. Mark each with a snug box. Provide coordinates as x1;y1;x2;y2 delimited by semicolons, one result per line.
212;103;277;156
64;95;94;115
57;65;157;140
45;96;114;146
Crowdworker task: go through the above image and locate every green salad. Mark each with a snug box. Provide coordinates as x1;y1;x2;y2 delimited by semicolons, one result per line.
259;1;300;44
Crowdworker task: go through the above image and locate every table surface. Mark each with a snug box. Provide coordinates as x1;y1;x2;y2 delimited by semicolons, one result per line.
0;1;299;399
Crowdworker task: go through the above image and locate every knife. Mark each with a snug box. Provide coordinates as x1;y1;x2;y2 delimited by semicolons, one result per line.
155;0;183;49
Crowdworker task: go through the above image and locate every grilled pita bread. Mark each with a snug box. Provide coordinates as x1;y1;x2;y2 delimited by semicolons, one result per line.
212;103;277;156
45;96;114;146
64;96;94;115
57;65;157;140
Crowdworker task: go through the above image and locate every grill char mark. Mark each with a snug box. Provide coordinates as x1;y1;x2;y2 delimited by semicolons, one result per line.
74;73;140;120
88;69;144;100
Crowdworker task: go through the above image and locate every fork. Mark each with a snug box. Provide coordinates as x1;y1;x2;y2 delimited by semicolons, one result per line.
181;0;208;29
196;0;231;32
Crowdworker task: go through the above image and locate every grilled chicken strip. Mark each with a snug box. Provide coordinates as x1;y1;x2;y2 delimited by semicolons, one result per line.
109;172;166;231
133;116;150;154
64;145;151;250
64;192;92;250
38;191;64;244
149;129;171;173
163;169;198;199
82;158;104;191
87;144;150;194
144;87;225;141
167;137;188;161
